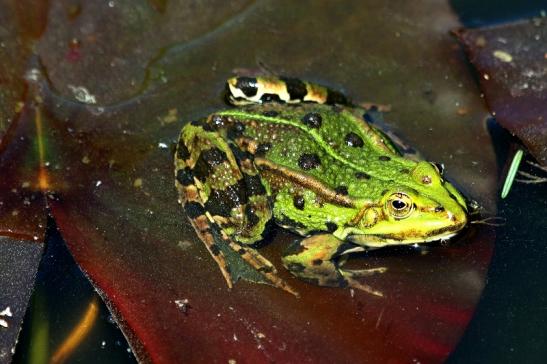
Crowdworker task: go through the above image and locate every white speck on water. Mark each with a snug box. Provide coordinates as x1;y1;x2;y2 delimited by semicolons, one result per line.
68;85;97;104
174;299;190;313
101;341;106;348
0;307;11;317
158;142;168;149
95;180;102;187
25;68;41;82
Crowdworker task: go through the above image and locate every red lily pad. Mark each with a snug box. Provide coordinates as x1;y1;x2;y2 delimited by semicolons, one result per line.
455;19;547;165
1;0;499;363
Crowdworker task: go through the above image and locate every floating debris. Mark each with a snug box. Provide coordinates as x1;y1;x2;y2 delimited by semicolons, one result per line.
501;149;524;198
493;50;513;62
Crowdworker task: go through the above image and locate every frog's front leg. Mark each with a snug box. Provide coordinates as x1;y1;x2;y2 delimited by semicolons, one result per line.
282;234;386;296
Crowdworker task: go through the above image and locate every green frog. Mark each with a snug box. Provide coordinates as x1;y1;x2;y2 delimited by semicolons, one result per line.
175;76;468;297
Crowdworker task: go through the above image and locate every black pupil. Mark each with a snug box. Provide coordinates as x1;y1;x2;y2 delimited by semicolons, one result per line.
392;199;407;210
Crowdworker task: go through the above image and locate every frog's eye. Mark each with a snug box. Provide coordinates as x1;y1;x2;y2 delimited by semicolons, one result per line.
386;193;413;219
431;162;445;176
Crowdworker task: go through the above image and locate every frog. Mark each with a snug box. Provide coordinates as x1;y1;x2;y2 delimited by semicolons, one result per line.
174;76;468;297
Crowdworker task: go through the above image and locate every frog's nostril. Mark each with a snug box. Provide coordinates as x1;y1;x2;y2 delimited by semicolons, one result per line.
434;206;445;213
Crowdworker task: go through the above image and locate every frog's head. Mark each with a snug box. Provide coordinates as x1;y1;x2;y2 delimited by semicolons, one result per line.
350;161;468;246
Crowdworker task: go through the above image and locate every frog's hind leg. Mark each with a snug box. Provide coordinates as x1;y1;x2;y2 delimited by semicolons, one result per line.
282;234;386;296
176;123;297;296
181;192;297;296
181;197;234;289
226;76;348;106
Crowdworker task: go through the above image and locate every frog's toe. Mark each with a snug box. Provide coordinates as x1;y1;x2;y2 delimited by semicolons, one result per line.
339;268;386;297
341;274;384;297
227;240;299;297
341;267;387;277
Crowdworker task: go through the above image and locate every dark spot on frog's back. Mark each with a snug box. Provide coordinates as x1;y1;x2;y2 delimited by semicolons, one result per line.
326;222;338;233
204;179;248;217
244;174;266;196
355;171;370;179
235;77;258;97
176;167;194;186
335;186;348;196
176;140;190;160
301;112;322;128
184;201;206;219
210;114;226;129
202;148;228;166
293;195;305;210
229;144;253;162
227;122;246;140
298;153;321;170
245;205;260;226
280;77;307;101
192;148;228;182
255;142;272;156
379;155;391;162
344;132;364;148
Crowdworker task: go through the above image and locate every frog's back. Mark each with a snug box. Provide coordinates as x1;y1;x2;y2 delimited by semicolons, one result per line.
214;103;417;200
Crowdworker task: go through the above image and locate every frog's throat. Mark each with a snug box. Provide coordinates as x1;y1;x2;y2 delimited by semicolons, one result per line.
254;157;355;208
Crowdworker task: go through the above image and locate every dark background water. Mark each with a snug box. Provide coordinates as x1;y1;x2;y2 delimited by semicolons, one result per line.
12;1;547;363
447;1;547;362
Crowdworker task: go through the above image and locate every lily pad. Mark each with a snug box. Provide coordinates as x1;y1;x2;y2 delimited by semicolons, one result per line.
1;0;499;363
456;19;547;165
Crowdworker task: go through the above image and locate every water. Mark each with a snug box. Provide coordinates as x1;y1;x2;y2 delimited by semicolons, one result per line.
12;219;137;364
447;2;547;360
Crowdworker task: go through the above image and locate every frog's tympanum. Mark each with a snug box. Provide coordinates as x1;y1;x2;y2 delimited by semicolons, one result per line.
175;76;468;296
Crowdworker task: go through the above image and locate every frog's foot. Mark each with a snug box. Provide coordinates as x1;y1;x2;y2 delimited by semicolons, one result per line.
340;269;387;297
186;214;297;296
282;234;385;297
183;205;298;296
222;234;299;297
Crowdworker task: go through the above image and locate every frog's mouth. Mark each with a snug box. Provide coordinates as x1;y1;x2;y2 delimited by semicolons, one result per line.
348;221;467;247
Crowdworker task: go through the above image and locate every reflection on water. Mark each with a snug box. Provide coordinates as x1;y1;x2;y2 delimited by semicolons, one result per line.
13;219;136;364
448;155;547;363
